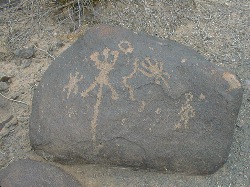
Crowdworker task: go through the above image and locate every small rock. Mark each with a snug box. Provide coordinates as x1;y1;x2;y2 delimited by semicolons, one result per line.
55;40;64;48
10;92;21;100
0;159;82;187
0;82;9;91
21;59;32;68
14;46;35;59
34;59;40;63
13;59;22;66
48;45;54;53
0;72;11;82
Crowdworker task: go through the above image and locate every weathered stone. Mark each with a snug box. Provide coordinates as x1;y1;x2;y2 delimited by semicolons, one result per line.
0;72;11;82
14;46;35;59
13;59;22;66
0;82;9;91
55;40;65;48
29;24;243;175
21;59;32;68
0;159;82;187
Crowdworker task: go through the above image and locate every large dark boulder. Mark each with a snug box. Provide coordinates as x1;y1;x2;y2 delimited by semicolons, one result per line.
29;24;243;175
0;159;82;187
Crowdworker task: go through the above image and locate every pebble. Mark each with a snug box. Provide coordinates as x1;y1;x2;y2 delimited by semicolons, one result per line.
0;82;9;91
14;46;35;59
0;72;11;82
55;40;64;48
21;59;32;68
13;59;22;66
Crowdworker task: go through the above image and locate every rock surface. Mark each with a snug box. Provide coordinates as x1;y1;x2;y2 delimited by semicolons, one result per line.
0;159;82;187
29;24;243;175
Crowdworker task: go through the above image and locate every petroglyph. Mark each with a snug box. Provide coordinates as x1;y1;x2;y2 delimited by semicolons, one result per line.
138;101;146;112
175;92;196;129
199;93;206;101
122;57;171;101
81;48;119;145
222;72;241;91
155;108;161;114
139;57;170;87
122;59;139;101
63;72;83;99
181;59;187;63
67;41;172;148
118;40;134;54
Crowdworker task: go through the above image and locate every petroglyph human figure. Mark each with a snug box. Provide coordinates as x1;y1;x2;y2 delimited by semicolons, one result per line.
81;48;119;146
175;92;196;129
122;59;139;101
63;72;83;99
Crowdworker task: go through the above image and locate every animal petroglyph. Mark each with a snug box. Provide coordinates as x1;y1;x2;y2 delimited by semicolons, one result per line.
175;92;196;129
81;48;119;145
63;72;83;99
139;57;170;87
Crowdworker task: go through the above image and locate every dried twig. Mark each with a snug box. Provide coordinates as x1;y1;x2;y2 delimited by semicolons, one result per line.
77;0;82;28
0;92;29;106
34;45;55;60
68;7;77;31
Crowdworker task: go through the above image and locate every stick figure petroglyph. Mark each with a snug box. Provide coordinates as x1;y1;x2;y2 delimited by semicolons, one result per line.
81;48;119;145
175;92;196;129
63;72;83;99
122;59;139;101
122;57;171;102
139;57;170;87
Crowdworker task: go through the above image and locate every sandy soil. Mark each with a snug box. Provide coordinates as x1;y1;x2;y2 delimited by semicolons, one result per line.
0;0;249;186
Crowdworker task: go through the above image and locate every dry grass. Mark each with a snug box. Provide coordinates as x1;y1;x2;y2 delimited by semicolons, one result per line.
0;0;193;56
0;0;108;54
